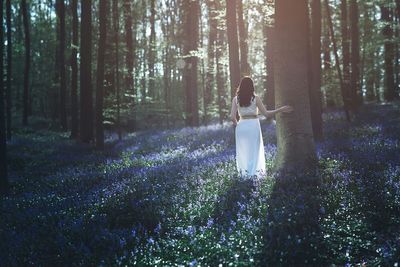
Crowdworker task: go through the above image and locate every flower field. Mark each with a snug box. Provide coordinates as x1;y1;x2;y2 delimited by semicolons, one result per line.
1;102;400;266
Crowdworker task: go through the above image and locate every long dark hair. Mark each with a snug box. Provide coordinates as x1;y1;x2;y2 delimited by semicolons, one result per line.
236;76;255;107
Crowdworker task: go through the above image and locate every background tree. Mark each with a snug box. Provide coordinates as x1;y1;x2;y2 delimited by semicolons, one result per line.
21;0;30;126
226;0;240;99
113;0;122;139
56;0;67;130
6;0;12;140
70;0;79;139
148;0;156;99
381;4;396;101
95;0;108;149
237;0;250;76
341;0;351;111
263;10;275;110
309;0;323;141
274;0;317;171
1;0;9;195
80;0;93;143
183;0;200;126
325;0;351;121
350;0;361;107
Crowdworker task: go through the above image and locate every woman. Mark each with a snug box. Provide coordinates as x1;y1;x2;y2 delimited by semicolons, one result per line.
230;77;293;178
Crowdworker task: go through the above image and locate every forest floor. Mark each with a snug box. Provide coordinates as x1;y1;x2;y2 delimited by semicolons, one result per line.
1;102;400;266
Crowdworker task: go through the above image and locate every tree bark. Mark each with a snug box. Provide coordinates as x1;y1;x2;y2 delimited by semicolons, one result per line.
21;0;30;126
341;0;351;110
70;0;79;139
0;0;9;195
381;5;396;101
216;29;225;125
183;0;200;126
57;0;67;130
148;0;156;99
205;0;217;124
350;0;362;107
226;0;241;99
309;0;323;141
237;0;249;76
274;0;317;171
124;0;136;130
95;0;107;149
6;0;12;140
113;0;122;139
80;0;94;143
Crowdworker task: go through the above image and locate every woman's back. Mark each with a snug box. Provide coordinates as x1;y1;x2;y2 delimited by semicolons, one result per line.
236;96;258;117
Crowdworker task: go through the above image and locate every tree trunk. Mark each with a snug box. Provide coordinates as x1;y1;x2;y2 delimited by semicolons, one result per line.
226;0;241;99
381;5;396;101
148;0;156;99
57;0;67;130
112;0;121;139
216;21;225;125
350;0;362;107
237;0;249;76
95;0;107;149
205;0;217;124
309;0;323;141
183;0;200;126
263;25;275;110
70;0;79;139
1;0;9;195
274;0;317;171
323;16;335;107
124;0;136;130
341;0;351;110
140;0;147;103
21;0;30;126
80;0;93;143
325;0;351;121
6;0;12;140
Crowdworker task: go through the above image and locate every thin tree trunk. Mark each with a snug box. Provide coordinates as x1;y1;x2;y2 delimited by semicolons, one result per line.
226;0;241;99
113;0;122;139
381;5;396;101
57;0;67;130
341;0;351;110
183;0;200;126
140;0;147;103
216;22;225;125
237;0;249;76
148;0;156;99
21;0;30;126
95;0;107;149
70;0;79;139
309;0;323;141
274;0;317;171
6;0;12;140
0;0;9;195
124;0;136;130
350;0;361;107
324;0;351;121
205;0;217;124
80;0;93;143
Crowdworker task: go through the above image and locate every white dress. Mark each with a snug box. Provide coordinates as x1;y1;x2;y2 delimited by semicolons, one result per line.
235;96;266;178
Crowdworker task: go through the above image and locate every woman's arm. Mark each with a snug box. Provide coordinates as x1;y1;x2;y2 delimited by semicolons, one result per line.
255;95;293;119
230;97;238;126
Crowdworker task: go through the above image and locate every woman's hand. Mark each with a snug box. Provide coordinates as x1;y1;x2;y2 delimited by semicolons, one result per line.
280;105;293;113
